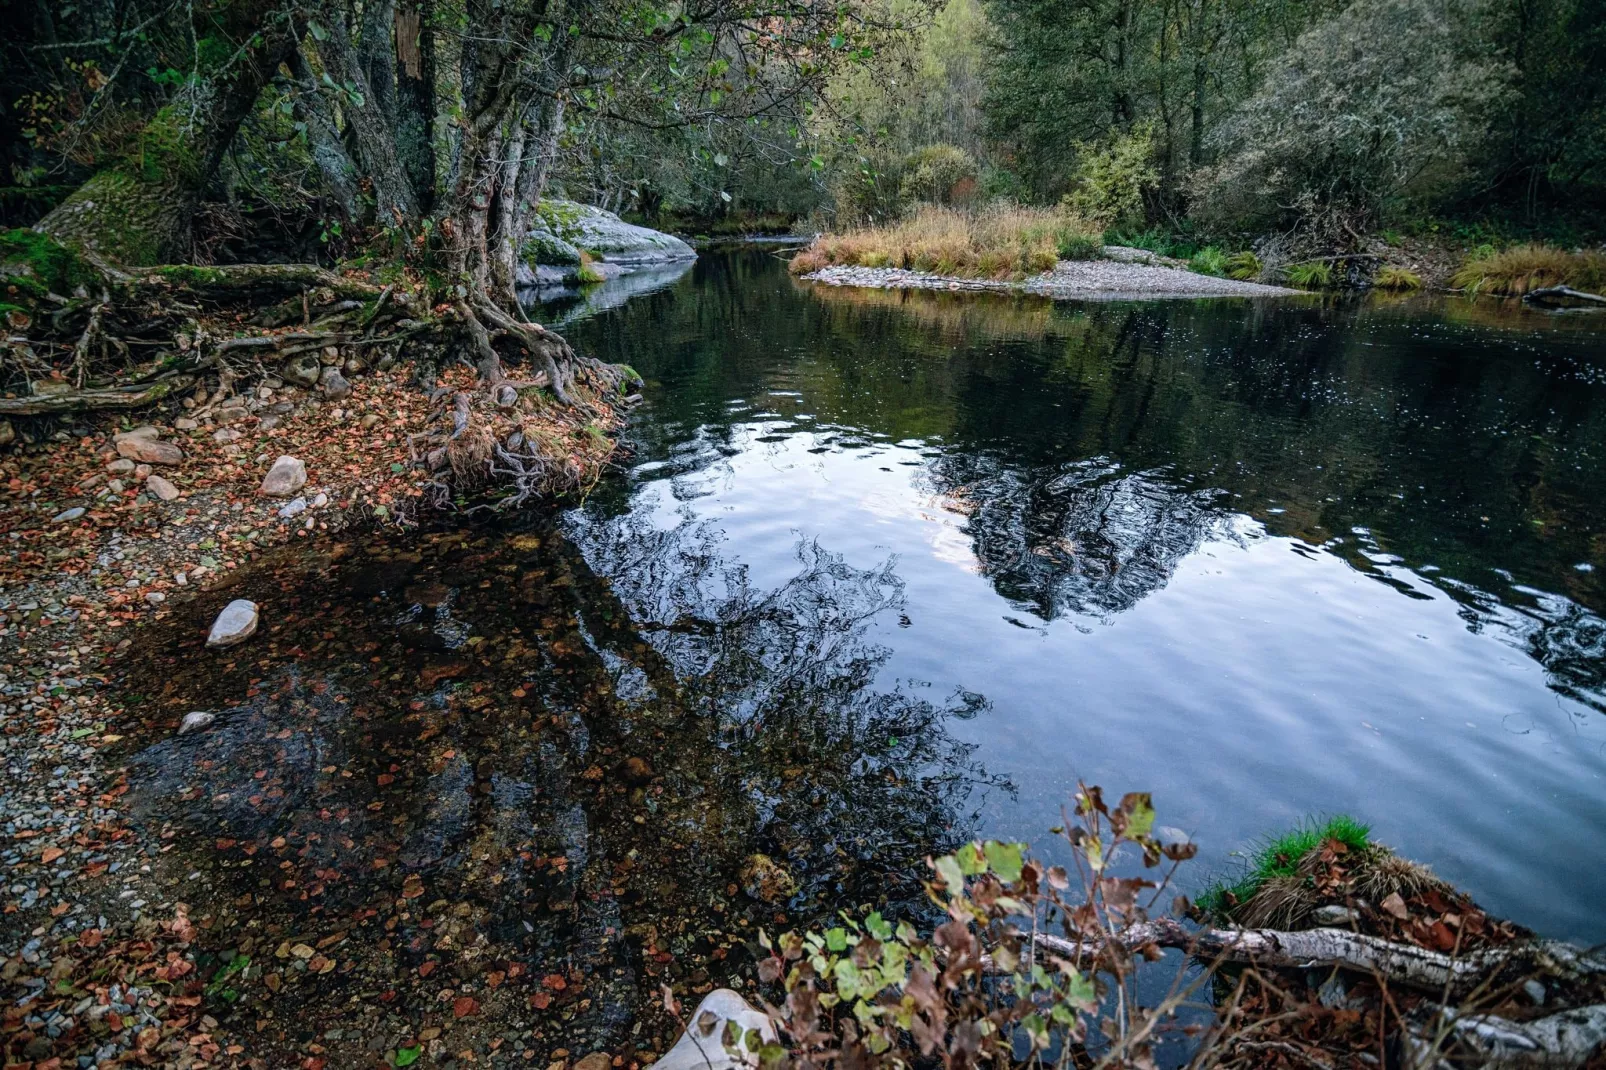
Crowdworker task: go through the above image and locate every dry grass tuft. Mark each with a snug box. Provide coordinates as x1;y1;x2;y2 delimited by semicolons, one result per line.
446;419;497;486
1234;875;1318;930
1351;850;1454;904
789;204;1100;281
1450;243;1606;296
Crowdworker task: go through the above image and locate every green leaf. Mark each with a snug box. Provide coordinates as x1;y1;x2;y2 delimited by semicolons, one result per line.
864;912;892;941
983;841;1024;883
956;842;988;876
824;927;849;952
1118;793;1156;838
395;1046;422;1067
933;853;965;893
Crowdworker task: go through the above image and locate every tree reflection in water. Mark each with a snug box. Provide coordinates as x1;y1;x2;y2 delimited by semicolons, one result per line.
121;518;1004;1059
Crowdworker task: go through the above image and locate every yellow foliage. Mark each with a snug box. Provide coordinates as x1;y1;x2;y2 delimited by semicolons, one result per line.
788;204;1098;281
1450;244;1606;296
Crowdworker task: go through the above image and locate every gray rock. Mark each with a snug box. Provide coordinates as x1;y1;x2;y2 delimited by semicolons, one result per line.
115;437;183;465
145;591;166;605
1313;905;1359;926
205;600;259;649
178;711;215;735
52;507;86;523
174;417;199;431
105;458;136;475
258;415;281;431
259;455;307;497
113;425;160;443
523;200;695;287
212;427;242;444
145;475;180;501
284;354;322;388
320;367;352;400
277;497;307;519
216;405;249;425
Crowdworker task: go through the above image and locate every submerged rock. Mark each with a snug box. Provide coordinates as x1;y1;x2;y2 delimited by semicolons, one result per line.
178;711;215;735
206;599;259;648
739;853;796;904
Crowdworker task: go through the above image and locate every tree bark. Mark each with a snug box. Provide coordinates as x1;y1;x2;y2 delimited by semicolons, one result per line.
34;0;296;264
393;0;437;209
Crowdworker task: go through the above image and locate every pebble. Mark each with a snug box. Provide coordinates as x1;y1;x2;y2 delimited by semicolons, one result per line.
177;711;215;735
145;475;180;501
52;508;85;523
278;497;308;519
105;458;135;475
260;455;307;497
213;428;242;444
206;599;260;648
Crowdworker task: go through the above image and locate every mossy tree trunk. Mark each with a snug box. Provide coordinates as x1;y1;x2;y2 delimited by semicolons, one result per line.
33;0;297;266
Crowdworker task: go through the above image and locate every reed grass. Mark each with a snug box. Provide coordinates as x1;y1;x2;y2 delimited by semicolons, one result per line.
789;204;1102;280
1450;243;1606;296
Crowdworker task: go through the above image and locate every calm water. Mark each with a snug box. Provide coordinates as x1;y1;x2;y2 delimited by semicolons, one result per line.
120;250;1605;1055
557;249;1606;940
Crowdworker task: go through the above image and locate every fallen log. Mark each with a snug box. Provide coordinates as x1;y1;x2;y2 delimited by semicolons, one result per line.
1029;920;1606;998
1407;1003;1606;1070
1523;286;1606;308
0;376;194;415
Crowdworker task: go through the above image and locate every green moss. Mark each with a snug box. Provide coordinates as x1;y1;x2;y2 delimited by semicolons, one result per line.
0;228;99;299
1196;814;1371;916
154;265;230;285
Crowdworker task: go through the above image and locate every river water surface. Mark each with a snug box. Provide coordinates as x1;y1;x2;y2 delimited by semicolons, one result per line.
122;248;1606;1058
557;249;1606;940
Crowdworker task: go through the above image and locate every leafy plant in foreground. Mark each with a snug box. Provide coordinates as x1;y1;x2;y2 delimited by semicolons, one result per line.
738;786;1200;1068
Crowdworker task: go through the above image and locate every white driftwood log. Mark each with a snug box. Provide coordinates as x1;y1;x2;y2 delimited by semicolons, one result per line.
1405;1004;1606;1070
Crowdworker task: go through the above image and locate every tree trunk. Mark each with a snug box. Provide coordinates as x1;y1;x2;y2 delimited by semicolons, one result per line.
394;0;437;209
35;0;296;264
311;12;419;221
287;50;363;220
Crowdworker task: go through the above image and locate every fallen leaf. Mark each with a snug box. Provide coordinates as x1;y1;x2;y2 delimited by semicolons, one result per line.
1380;892;1409;920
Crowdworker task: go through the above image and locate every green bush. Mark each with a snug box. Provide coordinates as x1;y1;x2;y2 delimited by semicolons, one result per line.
1055;227;1103;260
1188;246;1228;276
898;143;979;206
1062;121;1160;229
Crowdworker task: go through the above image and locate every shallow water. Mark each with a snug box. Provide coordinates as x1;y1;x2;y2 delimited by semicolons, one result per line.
118;250;1606;1055
558;250;1606;941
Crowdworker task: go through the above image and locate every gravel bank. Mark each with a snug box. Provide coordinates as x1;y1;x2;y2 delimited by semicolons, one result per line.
803;257;1302;300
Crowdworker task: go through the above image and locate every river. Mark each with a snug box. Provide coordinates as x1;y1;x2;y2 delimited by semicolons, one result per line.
120;247;1606;1057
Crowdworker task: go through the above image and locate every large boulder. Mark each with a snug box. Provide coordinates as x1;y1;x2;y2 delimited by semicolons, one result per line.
526;199;695;270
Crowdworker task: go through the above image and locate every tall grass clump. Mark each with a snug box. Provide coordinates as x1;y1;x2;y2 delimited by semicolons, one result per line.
1374;265;1423;290
1224;250;1262;280
1284;260;1334;288
789;204;1102;280
1196;813;1371;916
1450;243;1606;296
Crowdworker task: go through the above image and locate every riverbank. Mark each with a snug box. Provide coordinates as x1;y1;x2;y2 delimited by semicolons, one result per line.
800;258;1301;299
0;360;632;1068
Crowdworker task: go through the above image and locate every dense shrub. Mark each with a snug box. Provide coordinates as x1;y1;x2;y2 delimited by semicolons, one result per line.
1062;122;1160;229
1192;0;1510;247
898;143;980;206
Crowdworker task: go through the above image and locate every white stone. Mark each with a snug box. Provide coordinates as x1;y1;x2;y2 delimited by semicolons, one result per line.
259;456;307;497
206;599;259;649
178;711;215;735
656;990;775;1070
145;475;180;501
